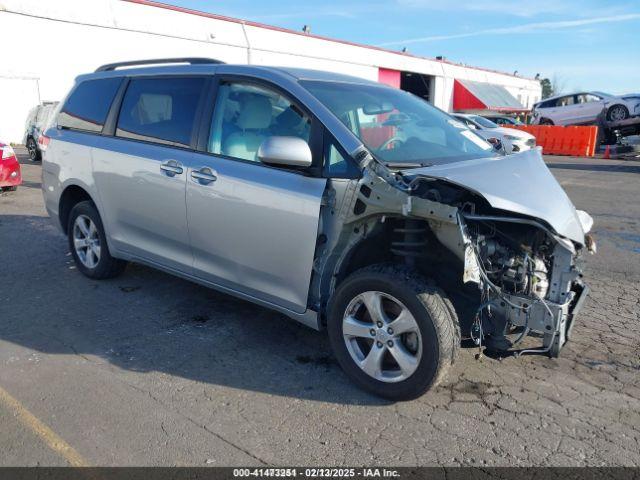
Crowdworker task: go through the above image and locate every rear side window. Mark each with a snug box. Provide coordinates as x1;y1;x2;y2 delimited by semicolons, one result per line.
116;77;205;148
58;78;122;133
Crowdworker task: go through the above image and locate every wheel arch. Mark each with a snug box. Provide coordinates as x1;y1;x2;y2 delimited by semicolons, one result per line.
321;214;467;330
58;184;97;234
335;226;395;286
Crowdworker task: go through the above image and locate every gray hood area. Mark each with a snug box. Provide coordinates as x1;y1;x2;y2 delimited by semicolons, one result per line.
406;149;587;245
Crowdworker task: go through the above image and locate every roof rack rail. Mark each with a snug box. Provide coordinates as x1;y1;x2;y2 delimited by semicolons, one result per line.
95;58;225;72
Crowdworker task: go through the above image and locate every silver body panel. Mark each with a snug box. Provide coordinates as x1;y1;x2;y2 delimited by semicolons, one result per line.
92;136;193;273
42;130;100;229
184;152;326;313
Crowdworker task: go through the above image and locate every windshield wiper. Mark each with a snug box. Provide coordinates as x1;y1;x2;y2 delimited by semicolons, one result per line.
384;162;434;169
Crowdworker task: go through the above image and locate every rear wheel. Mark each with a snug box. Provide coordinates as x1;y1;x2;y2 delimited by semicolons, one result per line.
67;201;127;279
328;264;459;400
26;137;40;162
607;104;629;122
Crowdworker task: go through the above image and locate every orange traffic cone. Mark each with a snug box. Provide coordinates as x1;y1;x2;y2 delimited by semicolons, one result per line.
603;145;611;159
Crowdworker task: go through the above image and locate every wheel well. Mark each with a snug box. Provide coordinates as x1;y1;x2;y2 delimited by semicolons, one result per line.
338;228;395;283
59;186;94;234
333;216;473;334
337;217;442;283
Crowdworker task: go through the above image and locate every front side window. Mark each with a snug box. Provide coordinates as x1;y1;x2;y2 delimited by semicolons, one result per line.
302;80;493;167
208;82;311;163
116;77;205;148
58;78;122;133
557;96;575;107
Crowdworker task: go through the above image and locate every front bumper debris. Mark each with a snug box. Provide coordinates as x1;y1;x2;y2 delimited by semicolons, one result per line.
565;280;589;342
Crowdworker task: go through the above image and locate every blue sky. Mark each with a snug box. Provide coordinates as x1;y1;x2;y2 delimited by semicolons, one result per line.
170;0;639;94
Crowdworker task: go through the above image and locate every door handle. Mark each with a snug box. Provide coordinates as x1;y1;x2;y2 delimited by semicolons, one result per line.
191;167;217;185
160;160;184;177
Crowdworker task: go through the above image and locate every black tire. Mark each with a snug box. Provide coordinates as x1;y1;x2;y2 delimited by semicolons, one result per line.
539;118;554;125
2;186;18;192
327;263;460;401
26;137;41;162
67;201;127;279
607;104;629;122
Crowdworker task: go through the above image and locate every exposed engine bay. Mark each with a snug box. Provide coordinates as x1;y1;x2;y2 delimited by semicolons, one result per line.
461;216;585;356
312;149;593;358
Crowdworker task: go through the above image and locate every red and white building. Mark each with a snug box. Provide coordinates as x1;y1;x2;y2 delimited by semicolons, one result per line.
0;0;541;143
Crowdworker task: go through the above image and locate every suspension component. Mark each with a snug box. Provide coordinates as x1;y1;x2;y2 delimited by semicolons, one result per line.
391;219;427;266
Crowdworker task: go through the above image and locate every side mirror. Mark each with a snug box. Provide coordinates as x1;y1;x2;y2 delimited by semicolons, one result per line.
258;136;312;167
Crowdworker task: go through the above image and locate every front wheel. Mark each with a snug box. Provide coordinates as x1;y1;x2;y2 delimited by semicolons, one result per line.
327;264;460;400
67;201;127;279
607;104;629;122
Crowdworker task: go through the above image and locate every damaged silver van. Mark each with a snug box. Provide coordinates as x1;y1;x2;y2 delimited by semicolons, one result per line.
42;59;594;400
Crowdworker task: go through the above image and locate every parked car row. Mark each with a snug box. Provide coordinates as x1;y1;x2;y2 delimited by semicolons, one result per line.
23;101;59;161
452;113;536;154
482;114;524;127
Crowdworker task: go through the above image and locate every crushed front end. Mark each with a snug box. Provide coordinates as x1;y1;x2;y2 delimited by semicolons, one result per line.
458;213;591;357
315;148;594;358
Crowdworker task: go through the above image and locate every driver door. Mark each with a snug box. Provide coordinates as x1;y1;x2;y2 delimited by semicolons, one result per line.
184;79;326;313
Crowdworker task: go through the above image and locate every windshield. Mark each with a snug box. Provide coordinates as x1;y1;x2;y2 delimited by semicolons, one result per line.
495;116;523;125
468;115;499;129
301;80;494;166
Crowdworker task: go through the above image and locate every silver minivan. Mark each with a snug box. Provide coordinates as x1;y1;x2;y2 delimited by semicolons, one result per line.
42;58;594;400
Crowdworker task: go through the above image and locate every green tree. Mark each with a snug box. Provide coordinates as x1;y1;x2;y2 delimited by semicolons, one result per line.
540;78;554;99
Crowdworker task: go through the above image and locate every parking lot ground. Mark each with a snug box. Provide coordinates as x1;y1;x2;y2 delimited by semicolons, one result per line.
1;150;639;466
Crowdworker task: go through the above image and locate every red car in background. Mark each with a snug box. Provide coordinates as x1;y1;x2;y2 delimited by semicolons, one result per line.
0;142;22;191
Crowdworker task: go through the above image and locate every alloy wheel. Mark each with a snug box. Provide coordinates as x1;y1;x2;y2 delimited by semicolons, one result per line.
342;291;422;383
72;214;101;269
609;105;628;122
27;138;37;161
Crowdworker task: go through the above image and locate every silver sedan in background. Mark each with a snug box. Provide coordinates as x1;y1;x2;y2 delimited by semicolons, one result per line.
452;113;536;154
